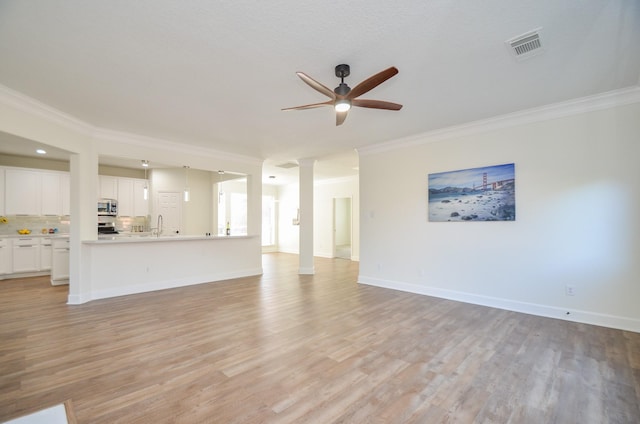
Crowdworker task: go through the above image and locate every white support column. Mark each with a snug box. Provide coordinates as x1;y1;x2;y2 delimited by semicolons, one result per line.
298;158;315;274
68;149;98;304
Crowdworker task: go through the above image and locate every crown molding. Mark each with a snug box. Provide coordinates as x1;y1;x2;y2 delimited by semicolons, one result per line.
91;128;262;166
358;85;640;157
0;83;262;166
0;84;95;135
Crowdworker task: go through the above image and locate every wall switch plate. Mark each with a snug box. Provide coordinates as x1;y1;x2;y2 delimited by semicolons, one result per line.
565;285;576;296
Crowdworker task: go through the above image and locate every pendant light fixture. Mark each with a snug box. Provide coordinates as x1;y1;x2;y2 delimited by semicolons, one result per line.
183;166;190;202
217;170;224;204
141;160;149;200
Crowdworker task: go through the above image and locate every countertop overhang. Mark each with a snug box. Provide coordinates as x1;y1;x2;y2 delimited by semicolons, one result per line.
1;233;69;238
85;234;255;244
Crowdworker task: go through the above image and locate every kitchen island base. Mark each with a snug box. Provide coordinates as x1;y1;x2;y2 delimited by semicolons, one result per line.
73;235;262;304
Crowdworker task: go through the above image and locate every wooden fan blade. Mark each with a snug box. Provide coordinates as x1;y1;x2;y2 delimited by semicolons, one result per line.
352;99;403;110
347;67;399;100
296;72;336;100
282;100;334;111
336;110;348;126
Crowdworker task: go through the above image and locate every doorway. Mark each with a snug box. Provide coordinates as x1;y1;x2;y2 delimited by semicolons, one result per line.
157;192;182;235
333;197;352;260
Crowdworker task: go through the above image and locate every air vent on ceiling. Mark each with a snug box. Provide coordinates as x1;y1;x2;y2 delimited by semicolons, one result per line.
276;162;298;169
506;28;543;60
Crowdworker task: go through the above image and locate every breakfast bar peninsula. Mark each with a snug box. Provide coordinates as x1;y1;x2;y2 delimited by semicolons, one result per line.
77;234;262;303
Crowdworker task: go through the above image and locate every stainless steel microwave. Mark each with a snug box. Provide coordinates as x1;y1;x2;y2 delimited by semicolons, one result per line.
97;198;118;216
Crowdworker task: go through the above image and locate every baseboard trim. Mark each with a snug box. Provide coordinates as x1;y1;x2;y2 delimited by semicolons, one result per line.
67;292;93;305
69;268;263;304
358;275;640;333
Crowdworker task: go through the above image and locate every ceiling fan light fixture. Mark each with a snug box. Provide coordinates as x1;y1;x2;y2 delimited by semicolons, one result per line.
283;64;401;126
335;99;351;112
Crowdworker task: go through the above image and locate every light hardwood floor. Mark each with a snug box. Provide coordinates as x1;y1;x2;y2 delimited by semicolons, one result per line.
1;253;639;423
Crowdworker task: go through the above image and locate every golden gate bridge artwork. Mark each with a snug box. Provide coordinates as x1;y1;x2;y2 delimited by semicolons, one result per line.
428;163;515;222
473;173;516;191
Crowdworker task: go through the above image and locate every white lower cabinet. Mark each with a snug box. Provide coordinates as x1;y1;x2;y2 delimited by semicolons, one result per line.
12;238;39;273
0;236;70;281
51;238;70;285
0;239;12;275
40;238;53;271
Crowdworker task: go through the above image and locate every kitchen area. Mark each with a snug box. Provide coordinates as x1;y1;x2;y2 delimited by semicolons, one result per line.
0;81;265;305
0;166;71;285
0;160;154;285
0;153;262;302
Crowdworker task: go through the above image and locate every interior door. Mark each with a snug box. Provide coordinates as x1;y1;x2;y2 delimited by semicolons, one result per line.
157;192;182;235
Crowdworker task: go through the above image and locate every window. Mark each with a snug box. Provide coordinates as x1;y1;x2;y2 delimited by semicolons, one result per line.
217;178;247;236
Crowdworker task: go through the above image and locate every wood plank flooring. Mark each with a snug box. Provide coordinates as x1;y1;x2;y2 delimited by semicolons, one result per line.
1;253;639;423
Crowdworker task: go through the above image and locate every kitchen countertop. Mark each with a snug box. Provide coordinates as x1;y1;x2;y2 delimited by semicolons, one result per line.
1;233;69;238
87;234;254;244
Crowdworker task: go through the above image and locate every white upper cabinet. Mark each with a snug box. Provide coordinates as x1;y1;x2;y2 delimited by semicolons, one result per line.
5;169;40;215
99;176;118;200
41;172;62;215
117;178;135;216
61;173;70;216
117;177;148;217
4;168;69;216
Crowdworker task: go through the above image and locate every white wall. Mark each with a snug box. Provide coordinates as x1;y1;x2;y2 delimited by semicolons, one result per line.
359;98;640;332
334;198;351;246
276;175;360;260
151;168;214;235
314;177;359;260
277;183;300;254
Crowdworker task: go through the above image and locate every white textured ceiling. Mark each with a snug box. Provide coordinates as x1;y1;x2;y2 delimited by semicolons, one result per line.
0;1;639;182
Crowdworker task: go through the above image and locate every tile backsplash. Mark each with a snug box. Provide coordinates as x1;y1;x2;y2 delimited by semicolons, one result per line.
0;215;70;236
1;215;150;236
114;216;149;233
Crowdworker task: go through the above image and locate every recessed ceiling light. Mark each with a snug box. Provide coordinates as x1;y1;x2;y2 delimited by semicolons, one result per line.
36;149;46;155
141;160;149;167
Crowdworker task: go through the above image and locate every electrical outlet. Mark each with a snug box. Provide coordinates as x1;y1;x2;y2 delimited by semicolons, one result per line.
565;285;576;296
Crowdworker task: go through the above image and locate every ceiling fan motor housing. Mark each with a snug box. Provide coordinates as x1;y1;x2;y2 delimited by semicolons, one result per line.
334;83;350;96
334;64;351;95
335;64;350;78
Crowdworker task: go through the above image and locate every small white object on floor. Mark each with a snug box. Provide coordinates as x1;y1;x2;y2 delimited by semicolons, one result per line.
2;403;69;424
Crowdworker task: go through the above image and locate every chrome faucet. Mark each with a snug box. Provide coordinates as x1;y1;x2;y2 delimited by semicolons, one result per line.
156;214;163;237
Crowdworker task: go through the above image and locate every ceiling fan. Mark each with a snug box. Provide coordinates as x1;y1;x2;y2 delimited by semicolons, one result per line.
282;64;402;126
